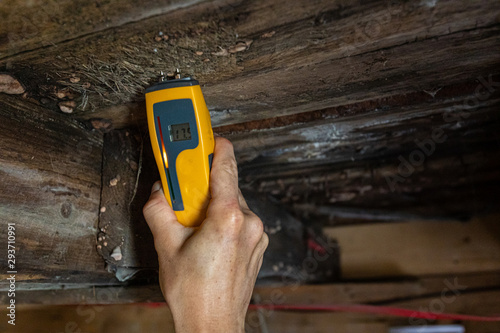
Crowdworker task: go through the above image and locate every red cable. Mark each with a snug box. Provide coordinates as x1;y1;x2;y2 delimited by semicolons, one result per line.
139;302;500;322
247;304;500;322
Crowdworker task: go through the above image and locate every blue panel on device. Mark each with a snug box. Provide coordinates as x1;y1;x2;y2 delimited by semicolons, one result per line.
153;99;199;211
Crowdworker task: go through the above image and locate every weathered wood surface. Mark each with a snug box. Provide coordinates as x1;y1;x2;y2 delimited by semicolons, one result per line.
4;294;500;333
97;129;159;282
0;0;207;59
3;273;500;332
234;86;500;224
0;0;498;224
5;271;500;305
0;0;498;127
1;0;498;223
247;290;500;333
326;215;500;279
0;94;110;284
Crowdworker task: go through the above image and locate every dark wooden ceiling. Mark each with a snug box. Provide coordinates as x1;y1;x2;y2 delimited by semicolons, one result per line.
2;0;498;225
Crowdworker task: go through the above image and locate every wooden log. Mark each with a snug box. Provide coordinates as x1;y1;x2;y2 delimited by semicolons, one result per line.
0;94;111;284
230;90;500;166
0;0;498;128
232;88;500;223
97;129;159;282
0;0;208;58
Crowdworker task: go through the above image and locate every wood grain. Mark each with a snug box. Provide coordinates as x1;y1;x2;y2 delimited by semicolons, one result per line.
247;290;500;333
0;0;498;225
97;129;159;282
5;272;499;305
0;0;208;58
1;0;498;128
232;87;500;223
0;94;110;284
325;214;500;279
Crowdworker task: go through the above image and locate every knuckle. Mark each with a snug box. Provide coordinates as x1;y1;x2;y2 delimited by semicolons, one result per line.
247;214;265;242
210;202;245;236
142;196;164;217
224;205;245;225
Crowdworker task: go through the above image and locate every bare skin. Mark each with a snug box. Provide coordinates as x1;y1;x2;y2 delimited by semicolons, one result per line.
143;137;269;333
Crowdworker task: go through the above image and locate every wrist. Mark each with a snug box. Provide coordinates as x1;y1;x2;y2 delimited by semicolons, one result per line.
171;306;245;333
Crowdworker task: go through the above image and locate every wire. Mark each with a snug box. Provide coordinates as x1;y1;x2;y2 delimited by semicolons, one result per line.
137;302;500;322
247;303;500;322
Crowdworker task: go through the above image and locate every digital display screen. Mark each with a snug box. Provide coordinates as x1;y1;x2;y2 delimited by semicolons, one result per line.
170;123;191;141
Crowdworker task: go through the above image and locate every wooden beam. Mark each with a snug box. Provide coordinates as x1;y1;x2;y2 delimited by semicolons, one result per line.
247;290;500;333
0;0;498;128
4;272;499;305
0;0;209;59
231;87;500;222
97;129;163;281
4;272;500;333
3;287;500;333
0;94;110;284
230;91;500;166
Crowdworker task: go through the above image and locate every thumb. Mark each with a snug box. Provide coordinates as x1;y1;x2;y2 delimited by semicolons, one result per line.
143;181;193;253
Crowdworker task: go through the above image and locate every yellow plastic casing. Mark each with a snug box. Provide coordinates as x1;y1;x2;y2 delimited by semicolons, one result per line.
146;82;214;227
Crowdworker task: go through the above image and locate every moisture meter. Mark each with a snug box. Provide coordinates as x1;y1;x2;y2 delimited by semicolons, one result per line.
145;74;214;227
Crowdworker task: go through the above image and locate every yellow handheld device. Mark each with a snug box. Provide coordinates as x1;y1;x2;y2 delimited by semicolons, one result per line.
145;76;214;227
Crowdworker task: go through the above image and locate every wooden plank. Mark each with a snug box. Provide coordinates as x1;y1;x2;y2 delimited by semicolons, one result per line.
0;0;209;59
387;291;500;333
247;291;500;333
6;272;499;305
1;0;498;127
253;272;500;307
0;94;111;284
2;275;499;332
0;303;176;333
324;215;500;279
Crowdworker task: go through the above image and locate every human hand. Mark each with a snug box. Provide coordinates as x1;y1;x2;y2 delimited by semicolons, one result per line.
143;137;269;333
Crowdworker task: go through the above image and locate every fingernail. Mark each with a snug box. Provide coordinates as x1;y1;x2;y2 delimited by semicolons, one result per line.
151;181;162;193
